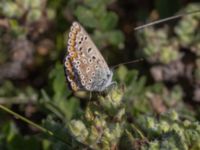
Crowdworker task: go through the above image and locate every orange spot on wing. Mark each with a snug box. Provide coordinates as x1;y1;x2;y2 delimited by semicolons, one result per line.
64;57;79;91
65;22;83;92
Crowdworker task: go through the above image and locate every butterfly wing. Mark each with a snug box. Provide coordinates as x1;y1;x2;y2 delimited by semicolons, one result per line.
64;22;113;92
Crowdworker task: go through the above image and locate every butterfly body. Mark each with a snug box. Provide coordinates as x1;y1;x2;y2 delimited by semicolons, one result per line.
64;22;113;92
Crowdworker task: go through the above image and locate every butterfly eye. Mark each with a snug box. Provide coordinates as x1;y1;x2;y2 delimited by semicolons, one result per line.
84;36;87;40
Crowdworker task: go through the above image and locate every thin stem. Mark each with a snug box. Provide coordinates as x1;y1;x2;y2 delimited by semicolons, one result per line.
134;10;200;30
0;104;72;146
131;124;146;140
0;104;52;134
112;58;144;69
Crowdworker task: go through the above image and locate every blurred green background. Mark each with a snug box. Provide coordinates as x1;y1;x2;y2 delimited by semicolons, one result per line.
0;0;200;149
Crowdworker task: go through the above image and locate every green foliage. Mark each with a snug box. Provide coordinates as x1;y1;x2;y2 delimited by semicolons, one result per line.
136;4;200;64
0;0;200;150
68;88;125;149
42;63;81;121
0;121;42;150
138;112;200;150
71;0;124;49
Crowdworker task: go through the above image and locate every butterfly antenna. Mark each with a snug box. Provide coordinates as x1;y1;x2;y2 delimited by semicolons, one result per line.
112;58;144;69
134;9;200;30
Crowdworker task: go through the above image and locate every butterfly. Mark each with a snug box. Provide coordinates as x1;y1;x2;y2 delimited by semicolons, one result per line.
64;22;114;92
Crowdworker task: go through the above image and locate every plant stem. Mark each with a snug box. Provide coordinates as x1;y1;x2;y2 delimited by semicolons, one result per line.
0;104;73;146
131;124;146;140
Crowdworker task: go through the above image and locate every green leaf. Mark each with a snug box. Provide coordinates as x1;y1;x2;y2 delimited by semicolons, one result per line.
99;12;118;30
117;65;128;82
75;6;97;28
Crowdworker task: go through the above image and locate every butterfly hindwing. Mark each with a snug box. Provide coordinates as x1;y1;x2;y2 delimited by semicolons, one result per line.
64;22;113;92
